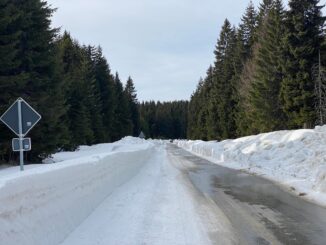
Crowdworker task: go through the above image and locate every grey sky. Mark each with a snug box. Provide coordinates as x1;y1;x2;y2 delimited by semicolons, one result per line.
47;0;312;102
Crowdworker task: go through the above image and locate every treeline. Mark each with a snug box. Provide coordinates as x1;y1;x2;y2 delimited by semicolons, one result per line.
0;0;140;162
188;0;326;140
139;101;188;139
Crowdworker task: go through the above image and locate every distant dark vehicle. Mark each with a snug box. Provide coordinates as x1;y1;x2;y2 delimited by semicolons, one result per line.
169;139;173;143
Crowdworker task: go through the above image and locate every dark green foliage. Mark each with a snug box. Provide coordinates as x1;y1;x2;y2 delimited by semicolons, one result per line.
140;101;188;139
0;0;69;161
257;0;274;27
92;47;116;141
125;77;140;136
280;0;325;128
249;0;287;132
239;1;258;59
188;0;326;141
111;73;133;141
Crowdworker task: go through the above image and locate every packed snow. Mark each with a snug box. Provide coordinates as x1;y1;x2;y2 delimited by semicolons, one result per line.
59;145;234;245
0;137;234;245
0;137;155;245
175;126;326;207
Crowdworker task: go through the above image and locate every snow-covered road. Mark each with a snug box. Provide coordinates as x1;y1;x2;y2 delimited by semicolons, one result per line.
60;143;326;245
168;144;326;245
2;138;325;245
60;144;235;245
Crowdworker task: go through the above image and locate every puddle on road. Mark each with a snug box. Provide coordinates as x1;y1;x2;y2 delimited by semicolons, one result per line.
169;144;326;245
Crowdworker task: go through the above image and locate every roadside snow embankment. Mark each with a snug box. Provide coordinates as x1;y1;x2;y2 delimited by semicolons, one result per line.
0;137;154;245
175;126;326;206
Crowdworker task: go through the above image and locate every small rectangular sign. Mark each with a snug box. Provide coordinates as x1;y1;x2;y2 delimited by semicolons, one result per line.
12;138;31;152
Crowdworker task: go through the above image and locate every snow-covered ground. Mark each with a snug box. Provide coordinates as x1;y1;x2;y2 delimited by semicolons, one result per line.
175;126;326;207
0;137;234;245
2;130;325;245
59;145;234;245
0;137;155;245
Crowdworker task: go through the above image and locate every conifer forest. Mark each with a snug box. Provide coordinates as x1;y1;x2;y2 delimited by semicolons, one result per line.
0;0;325;163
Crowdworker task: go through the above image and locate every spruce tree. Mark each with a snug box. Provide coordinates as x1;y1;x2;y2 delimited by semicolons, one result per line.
93;47;116;141
82;45;106;144
11;0;68;160
257;0;274;28
111;73;132;140
239;1;258;59
125;77;140;136
281;0;325;128
0;0;24;161
57;34;93;148
249;0;287;132
187;78;205;139
207;19;237;140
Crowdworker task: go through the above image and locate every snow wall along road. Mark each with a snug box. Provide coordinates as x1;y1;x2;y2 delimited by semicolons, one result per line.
0;145;154;245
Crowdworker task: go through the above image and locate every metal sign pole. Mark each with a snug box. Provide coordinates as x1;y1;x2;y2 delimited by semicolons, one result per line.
17;98;24;171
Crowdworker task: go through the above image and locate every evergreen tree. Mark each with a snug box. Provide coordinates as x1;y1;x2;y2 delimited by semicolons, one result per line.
238;1;258;59
125;77;140;136
140;101;188;139
281;0;326;128
207;19;237;140
257;0;274;28
62;40;94;147
93;46;116;141
12;0;68;160
82;45;106;144
111;73;132;140
0;0;24;160
249;0;287;132
187;78;204;139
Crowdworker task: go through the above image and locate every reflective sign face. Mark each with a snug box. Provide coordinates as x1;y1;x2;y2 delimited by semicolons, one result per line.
12;138;31;152
0;98;41;136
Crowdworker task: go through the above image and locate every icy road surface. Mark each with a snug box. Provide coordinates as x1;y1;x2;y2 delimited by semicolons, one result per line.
169;144;326;245
61;143;326;245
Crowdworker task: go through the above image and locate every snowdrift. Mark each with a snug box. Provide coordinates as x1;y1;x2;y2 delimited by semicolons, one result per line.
175;126;326;206
0;137;154;245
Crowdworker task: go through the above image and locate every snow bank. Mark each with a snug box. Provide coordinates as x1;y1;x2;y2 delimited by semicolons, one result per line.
0;137;154;245
44;136;149;163
175;126;326;206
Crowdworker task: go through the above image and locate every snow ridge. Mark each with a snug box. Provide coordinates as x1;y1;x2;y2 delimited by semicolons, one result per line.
0;137;154;245
175;126;326;206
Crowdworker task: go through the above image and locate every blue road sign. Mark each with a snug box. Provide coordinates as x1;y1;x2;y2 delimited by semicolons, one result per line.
0;98;41;137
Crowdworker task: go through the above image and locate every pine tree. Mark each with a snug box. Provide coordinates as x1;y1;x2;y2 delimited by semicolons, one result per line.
125;77;140;136
0;0;25;160
57;34;94;148
207;19;237;140
233;2;258;137
111;73;132;140
249;0;287;132
82;45;106;144
239;1;258;59
257;0;274;28
93;46;116;141
9;0;69;160
281;0;326;128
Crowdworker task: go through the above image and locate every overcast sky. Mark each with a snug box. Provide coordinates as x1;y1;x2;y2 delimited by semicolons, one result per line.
46;0;307;102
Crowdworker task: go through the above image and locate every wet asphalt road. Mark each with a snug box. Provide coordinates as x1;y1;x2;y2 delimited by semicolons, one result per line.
168;144;326;245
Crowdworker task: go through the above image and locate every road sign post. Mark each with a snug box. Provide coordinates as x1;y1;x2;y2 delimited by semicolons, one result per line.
18;99;24;171
0;98;41;171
